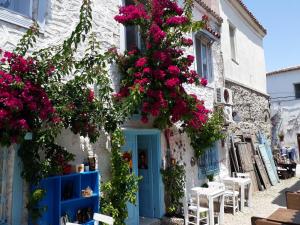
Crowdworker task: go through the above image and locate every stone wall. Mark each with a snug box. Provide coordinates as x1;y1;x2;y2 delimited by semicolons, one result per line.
225;80;271;139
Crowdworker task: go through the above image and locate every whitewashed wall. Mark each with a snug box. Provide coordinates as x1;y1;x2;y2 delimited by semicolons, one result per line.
0;1;120;223
219;0;267;94
267;71;300;153
0;0;228;223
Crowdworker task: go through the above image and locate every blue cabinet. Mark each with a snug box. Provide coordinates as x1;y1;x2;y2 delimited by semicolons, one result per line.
30;171;100;225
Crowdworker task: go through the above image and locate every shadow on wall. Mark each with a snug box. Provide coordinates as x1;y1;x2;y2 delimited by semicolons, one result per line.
272;179;300;207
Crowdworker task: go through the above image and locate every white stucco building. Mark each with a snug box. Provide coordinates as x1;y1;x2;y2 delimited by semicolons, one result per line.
0;1;227;225
218;0;271;138
267;66;300;158
0;0;272;224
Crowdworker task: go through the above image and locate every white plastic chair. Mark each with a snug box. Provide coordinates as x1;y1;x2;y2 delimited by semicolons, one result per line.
223;180;239;215
93;213;114;225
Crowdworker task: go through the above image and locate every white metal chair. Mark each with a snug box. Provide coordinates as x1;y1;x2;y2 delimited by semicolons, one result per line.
66;213;114;225
223;180;239;215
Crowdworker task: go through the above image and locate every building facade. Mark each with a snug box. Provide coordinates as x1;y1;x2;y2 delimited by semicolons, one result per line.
218;0;270;139
0;0;225;224
0;0;269;224
267;66;300;159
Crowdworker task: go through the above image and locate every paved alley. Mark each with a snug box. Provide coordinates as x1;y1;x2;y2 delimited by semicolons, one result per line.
224;177;300;225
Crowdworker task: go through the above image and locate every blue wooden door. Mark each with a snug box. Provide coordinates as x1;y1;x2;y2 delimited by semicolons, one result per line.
122;132;139;225
138;135;154;218
258;132;280;182
258;144;278;185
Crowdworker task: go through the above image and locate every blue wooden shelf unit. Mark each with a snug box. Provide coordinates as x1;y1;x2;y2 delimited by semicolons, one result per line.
30;171;100;225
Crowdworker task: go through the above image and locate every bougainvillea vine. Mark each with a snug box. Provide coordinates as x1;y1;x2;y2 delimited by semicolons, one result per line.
113;0;210;130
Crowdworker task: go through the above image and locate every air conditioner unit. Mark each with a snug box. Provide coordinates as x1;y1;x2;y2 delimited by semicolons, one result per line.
223;105;234;123
216;87;233;105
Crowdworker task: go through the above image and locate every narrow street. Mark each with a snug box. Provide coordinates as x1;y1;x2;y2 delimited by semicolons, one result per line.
224;177;300;225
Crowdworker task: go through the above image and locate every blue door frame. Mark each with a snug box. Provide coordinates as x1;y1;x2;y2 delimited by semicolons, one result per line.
122;128;164;225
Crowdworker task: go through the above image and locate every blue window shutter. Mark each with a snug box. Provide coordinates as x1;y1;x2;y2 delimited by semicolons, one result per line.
198;143;219;179
37;0;47;28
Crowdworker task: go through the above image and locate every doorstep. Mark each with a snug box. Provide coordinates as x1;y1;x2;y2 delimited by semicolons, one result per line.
140;217;161;225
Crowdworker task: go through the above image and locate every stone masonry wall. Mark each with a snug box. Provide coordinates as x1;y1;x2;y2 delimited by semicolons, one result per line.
226;80;271;139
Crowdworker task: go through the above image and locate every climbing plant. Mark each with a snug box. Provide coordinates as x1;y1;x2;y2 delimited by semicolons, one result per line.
101;129;141;225
113;0;210;130
161;163;185;216
186;109;225;158
0;0;138;223
0;0;225;223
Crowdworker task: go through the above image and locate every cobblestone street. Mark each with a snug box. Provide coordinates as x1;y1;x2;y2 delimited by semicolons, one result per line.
224;177;300;225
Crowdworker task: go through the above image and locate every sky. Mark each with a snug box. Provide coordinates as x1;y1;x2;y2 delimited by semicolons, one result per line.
242;0;300;72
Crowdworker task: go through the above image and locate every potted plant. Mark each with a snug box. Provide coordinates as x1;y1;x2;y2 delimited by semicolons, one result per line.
161;163;185;225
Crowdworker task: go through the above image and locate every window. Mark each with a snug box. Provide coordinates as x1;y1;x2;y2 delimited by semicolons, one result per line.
0;0;32;17
195;35;213;81
124;0;144;51
295;83;300;99
198;143;219;178
0;0;47;29
229;24;237;61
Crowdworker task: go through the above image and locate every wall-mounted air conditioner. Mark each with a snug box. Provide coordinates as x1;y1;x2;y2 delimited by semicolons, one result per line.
216;87;233;105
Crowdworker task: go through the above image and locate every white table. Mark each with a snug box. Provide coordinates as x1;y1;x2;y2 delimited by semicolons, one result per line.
222;177;252;212
191;187;225;225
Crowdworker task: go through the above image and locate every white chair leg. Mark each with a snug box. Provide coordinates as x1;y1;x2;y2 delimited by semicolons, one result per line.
196;209;200;225
233;196;236;215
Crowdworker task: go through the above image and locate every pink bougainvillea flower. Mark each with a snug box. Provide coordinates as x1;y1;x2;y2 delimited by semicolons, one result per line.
187;55;194;63
153;70;166;80
3;51;13;59
201;78;208;86
141;115;149;124
87;90;95;102
18;119;29;130
135;57;148;67
166;16;189;26
143;67;151;74
114;4;149;24
168;65;181;76
149;23;166;43
182;38;193;46
128;49;138;55
165;78;180;88
0;109;8;119
134;72;142;78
